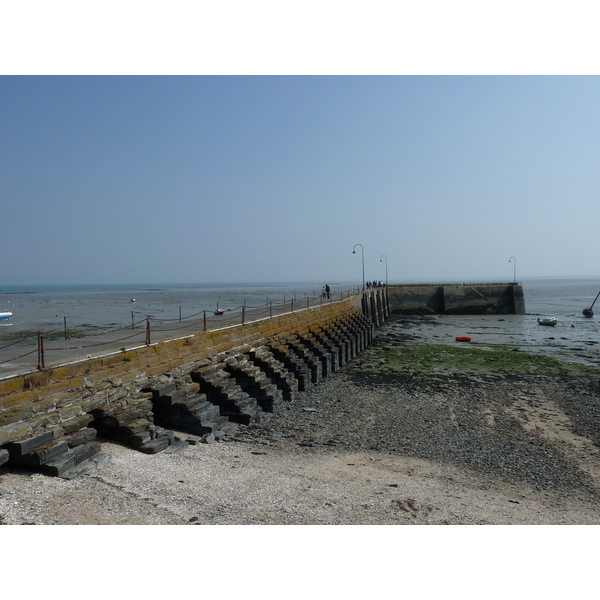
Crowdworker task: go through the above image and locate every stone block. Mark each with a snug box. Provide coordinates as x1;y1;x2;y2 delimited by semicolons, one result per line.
163;440;188;454
149;381;177;398
61;413;94;435
5;430;55;458
138;437;170;454
60;452;110;479
70;441;102;465
1;389;40;410
13;441;69;467
0;421;32;446
41;451;77;476
65;427;97;448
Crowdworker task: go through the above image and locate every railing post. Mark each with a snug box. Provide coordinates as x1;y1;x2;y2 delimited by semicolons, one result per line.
203;310;207;331
132;311;135;330
64;316;68;340
37;332;45;370
269;302;272;318
291;299;294;313
146;318;151;345
306;297;309;309
242;305;246;324
179;306;182;322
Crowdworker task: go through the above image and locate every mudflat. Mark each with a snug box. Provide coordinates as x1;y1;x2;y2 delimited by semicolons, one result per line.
1;315;600;525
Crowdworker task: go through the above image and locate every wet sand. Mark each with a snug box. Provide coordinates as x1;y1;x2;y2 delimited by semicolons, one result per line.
396;313;600;367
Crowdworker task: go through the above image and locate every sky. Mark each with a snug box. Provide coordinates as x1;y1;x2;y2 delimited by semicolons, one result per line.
2;6;600;287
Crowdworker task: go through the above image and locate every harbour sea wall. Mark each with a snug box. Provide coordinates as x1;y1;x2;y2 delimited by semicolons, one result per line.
0;290;388;478
387;282;525;316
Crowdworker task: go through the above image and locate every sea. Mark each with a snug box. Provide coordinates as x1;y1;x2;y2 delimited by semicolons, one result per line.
1;277;600;371
2;277;599;331
0;281;356;334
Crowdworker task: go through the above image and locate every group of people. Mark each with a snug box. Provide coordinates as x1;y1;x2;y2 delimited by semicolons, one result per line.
321;281;386;299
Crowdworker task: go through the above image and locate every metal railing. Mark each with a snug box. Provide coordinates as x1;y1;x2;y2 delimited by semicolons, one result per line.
0;287;362;378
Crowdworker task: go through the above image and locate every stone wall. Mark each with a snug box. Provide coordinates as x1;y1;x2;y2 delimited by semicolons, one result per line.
387;283;525;315
0;290;386;478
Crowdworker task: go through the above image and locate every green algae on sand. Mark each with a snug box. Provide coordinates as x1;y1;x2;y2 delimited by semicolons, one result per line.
362;343;600;377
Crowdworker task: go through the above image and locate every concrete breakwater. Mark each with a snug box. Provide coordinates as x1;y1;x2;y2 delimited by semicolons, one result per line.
387;282;525;316
0;290;388;479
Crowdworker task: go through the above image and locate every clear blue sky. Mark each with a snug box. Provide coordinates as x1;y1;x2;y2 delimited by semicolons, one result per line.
2;75;600;286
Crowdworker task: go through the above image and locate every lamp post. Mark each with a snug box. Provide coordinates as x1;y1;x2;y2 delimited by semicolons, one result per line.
380;255;388;286
509;256;516;284
352;244;365;290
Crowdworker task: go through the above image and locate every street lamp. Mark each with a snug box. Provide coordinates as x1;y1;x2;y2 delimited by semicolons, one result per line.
509;256;516;284
380;255;388;286
352;244;365;289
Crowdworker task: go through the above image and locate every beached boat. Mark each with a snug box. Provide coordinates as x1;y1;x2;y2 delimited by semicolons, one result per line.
582;290;600;318
0;311;13;321
537;317;558;326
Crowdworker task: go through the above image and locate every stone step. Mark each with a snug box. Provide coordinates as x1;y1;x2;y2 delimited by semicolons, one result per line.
163;440;189;454
65;427;97;448
41;441;102;477
137;437;171;454
201;415;232;433
149;381;177;398
170;392;208;412
11;440;70;467
60;452;111;480
114;401;154;426
189;401;221;422
4;430;55;458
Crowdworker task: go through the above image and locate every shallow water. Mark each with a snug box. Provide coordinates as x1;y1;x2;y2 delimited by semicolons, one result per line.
0;282;352;335
522;277;600;317
1;277;599;369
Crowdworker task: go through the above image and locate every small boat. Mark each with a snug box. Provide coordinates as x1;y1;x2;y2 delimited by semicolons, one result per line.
214;309;224;316
537;317;558;326
582;290;600;318
455;336;472;342
0;311;13;321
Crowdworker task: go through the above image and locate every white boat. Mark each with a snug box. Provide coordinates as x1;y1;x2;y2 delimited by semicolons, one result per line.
537;317;558;326
0;311;12;321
